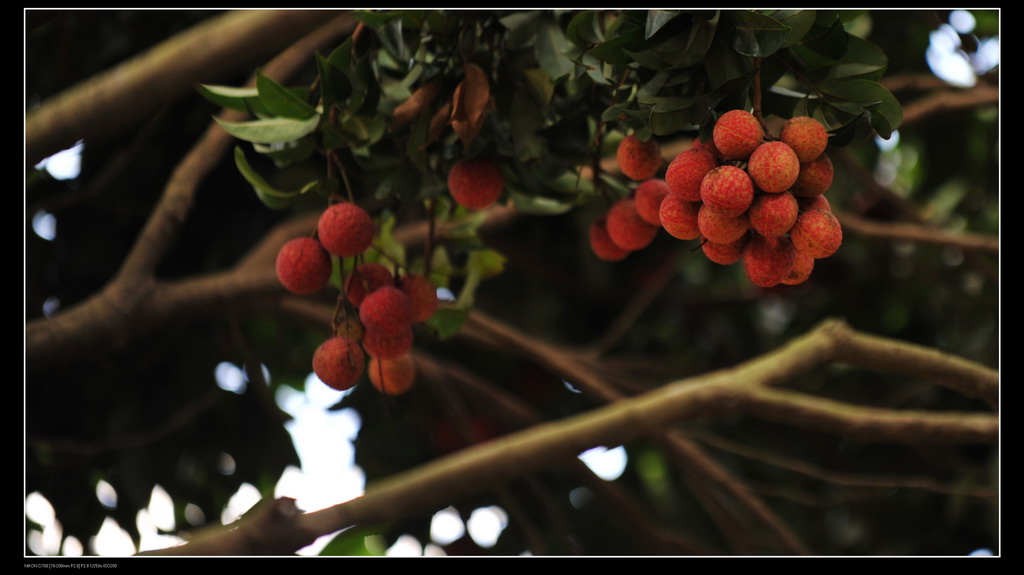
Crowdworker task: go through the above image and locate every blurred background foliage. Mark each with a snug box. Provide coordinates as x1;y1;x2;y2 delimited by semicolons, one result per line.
25;10;998;556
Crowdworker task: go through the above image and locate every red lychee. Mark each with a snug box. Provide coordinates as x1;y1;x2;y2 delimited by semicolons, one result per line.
345;262;394;307
606;198;659;251
780;116;828;163
359;286;413;337
368;354;417;395
658;194;701;241
792;153;834;198
700;165;754;218
317;202;375;258
781;251;815;285
697;205;749;244
448;156;504;210
748;191;799;237
691;136;723;160
275;237;332;295
616;134;663;181
789;208;843;259
702;236;748;266
589;215;630;261
312;336;365;391
712;109;764;160
399;273;439;323
747;141;800;193
634;179;671;226
362;326;414;359
797;194;831;213
742;233;797;288
665;147;719;202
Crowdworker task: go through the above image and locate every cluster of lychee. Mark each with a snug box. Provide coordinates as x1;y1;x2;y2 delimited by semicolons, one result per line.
593;111;842;287
274;202;439;396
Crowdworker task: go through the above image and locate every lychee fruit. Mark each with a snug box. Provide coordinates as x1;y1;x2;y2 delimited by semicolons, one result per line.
275;237;332;295
448;156;505;210
742;233;797;288
606;197;659;251
633;179;671;226
700;165;754;218
789;208;843;259
665;147;719;202
697;205;749;244
658;194;701;241
780;116;828;163
748;191;799;237
312;336;365;391
781;251;815;285
616;134;663;181
368;354;417;395
712;109;764;160
399;273;439;323
589;215;630;261
362;326;415;359
702;236;748;266
747;141;800;193
691;136;722;160
317;202;375;257
798;194;831;213
792;153;834;198
358;286;413;337
345;262;395;307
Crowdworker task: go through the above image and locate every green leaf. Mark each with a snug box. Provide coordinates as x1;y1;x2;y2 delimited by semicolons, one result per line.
511;90;547;161
645;10;680;39
589;28;645;65
315;52;352;112
252;136;315;168
317;525;385;556
567;10;603;46
215;114;321;144
769;10;817;48
522;67;556;106
819;78;902;138
536;14;575;81
374;214;406;269
510;192;575;215
256;69;316;120
823;35;889;81
233;146;294;210
196;84;263;114
425;307;470;340
730;10;791;57
500;10;542;50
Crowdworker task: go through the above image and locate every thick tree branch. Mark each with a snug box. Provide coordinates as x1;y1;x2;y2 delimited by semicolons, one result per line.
835;209;999;254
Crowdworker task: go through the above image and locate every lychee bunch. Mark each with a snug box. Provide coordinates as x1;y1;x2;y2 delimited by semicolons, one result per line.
595;111;841;287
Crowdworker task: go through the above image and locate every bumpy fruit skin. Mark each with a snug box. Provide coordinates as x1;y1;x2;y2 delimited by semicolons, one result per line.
790;208;843;259
359;286;413;337
317;203;375;257
691;136;723;160
697;205;749;244
748;191;799;238
713;109;764;160
368;354;417;395
792;154;834;198
781;252;815;285
747;141;800;193
345;263;394;307
634;179;671;226
665;148;719;201
362;326;414;359
607;198;659;251
400;273;439;323
781;116;828;163
700;165;754;218
617;134;663;181
742;233;797;288
589;216;630;261
448;157;504;210
275;238;332;295
798;194;831;213
659;194;701;240
702;236;748;265
312;336;365;391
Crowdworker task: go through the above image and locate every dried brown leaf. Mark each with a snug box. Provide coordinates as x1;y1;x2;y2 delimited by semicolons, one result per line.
390;79;442;130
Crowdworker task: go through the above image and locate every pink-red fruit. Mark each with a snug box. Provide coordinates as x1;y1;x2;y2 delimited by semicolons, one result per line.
742;234;797;288
606;198;659;251
700;165;754;218
792;154;834;198
275;238;332;295
345;263;394;307
634;179;671;226
617;134;663;181
659;194;701;241
400;274;439;323
748;191;799;238
702;236;747;266
312;336;365;391
368;354;417;395
665;148;719;202
747;141;800;193
781;116;829;163
317;203;375;257
781;252;815;285
359;286;413;337
789;208;843;259
697;205;749;244
448;157;504;210
589;216;630;261
362;326;414;360
712;110;764;160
